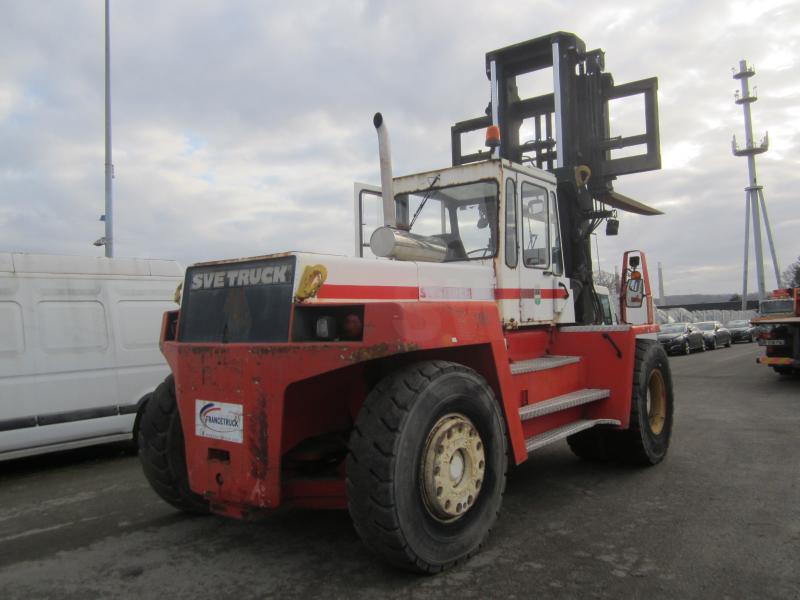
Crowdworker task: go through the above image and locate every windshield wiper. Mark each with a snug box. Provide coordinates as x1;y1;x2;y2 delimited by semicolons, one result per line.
408;174;441;230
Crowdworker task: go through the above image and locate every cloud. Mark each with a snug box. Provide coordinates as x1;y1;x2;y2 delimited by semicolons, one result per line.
0;0;798;297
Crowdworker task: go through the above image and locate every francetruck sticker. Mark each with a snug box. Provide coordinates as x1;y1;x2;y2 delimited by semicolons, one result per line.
195;400;244;443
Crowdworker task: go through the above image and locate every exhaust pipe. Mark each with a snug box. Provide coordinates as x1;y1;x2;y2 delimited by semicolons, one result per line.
373;112;396;227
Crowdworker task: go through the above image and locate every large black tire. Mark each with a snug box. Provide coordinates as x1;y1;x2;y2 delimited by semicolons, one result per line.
346;361;507;573
138;375;210;515
614;340;674;465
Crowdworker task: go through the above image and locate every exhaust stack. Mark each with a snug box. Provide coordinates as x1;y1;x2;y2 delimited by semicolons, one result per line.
373;113;396;227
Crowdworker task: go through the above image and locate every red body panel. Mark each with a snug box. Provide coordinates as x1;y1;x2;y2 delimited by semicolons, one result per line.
161;301;649;517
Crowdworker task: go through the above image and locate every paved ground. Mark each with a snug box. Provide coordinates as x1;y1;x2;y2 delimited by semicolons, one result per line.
1;342;798;599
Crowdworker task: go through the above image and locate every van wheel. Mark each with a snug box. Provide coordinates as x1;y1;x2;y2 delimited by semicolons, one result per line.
138;375;209;515
613;341;674;465
346;361;507;573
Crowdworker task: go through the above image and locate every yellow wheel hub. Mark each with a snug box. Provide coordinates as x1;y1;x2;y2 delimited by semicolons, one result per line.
420;414;485;522
646;369;667;435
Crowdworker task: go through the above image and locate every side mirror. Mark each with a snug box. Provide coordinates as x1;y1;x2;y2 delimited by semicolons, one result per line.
625;278;644;308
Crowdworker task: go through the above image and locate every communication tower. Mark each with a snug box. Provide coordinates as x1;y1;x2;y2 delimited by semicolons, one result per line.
732;60;780;309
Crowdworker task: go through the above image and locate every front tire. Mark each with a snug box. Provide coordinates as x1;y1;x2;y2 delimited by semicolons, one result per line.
347;361;507;573
614;341;674;465
138;375;209;514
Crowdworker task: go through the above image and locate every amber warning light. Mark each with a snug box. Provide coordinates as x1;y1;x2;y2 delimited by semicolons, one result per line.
485;125;500;149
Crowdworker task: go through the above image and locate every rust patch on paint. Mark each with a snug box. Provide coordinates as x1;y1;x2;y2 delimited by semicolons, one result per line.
347;343;419;363
249;390;269;480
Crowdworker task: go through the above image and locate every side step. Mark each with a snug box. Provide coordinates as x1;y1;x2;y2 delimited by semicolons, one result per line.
510;355;580;375
524;419;621;453
518;388;610;421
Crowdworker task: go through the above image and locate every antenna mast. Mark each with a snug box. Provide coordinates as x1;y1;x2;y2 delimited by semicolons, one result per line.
732;60;779;309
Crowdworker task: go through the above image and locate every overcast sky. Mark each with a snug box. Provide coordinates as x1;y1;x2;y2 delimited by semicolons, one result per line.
1;0;798;295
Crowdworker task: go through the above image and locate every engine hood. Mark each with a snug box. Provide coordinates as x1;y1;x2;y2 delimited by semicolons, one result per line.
291;252;496;304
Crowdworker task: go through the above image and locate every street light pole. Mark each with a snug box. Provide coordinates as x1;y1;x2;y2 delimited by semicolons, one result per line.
104;0;114;257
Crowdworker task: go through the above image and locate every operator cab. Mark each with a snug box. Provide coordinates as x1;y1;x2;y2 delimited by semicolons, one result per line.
355;158;573;326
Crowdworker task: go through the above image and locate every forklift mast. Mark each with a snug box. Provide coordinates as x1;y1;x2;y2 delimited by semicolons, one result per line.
451;31;662;323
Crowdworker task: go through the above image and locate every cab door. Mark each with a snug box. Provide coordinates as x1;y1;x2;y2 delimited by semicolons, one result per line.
517;175;570;324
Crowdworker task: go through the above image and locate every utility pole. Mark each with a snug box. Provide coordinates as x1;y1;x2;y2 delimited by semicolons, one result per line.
95;0;114;256
657;262;665;306
732;60;779;309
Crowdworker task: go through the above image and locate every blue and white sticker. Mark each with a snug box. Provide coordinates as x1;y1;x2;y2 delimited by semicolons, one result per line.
195;400;244;444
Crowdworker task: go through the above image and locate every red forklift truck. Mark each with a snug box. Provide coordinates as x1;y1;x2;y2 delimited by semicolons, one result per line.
138;31;673;573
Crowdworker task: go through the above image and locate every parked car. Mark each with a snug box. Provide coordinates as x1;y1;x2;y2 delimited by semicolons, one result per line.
658;322;706;355
695;321;732;350
725;319;756;343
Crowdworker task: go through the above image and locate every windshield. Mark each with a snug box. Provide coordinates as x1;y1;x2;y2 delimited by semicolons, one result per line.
760;299;793;315
660;324;684;334
695;322;715;331
725;320;749;328
396;180;498;261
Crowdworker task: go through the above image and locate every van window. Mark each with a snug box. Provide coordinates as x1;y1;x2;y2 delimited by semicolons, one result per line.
0;302;24;354
38;301;108;352
118;301;174;350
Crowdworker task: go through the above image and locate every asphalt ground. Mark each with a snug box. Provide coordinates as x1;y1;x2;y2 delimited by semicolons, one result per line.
0;341;798;599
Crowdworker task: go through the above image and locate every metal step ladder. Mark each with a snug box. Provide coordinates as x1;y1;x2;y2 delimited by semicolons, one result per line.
511;355;617;453
509;355;580;375
524;419;621;453
518;388;610;421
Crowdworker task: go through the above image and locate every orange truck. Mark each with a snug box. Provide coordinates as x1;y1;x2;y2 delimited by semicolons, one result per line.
753;288;800;375
137;32;672;572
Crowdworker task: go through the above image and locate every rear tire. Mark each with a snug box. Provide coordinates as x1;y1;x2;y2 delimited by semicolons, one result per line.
347;361;507;573
613;341;674;465
138;375;209;515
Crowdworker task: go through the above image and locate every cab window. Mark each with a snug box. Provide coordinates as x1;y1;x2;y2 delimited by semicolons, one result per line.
504;178;518;268
549;191;562;275
521;182;549;269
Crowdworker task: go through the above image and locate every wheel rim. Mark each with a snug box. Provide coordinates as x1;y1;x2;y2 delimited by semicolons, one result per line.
420;413;485;522
645;370;667;435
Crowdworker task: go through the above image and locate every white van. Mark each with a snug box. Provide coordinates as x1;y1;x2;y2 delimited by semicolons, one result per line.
0;253;182;461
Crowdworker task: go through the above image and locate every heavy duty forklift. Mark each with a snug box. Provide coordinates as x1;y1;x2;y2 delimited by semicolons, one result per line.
138;31;673;573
